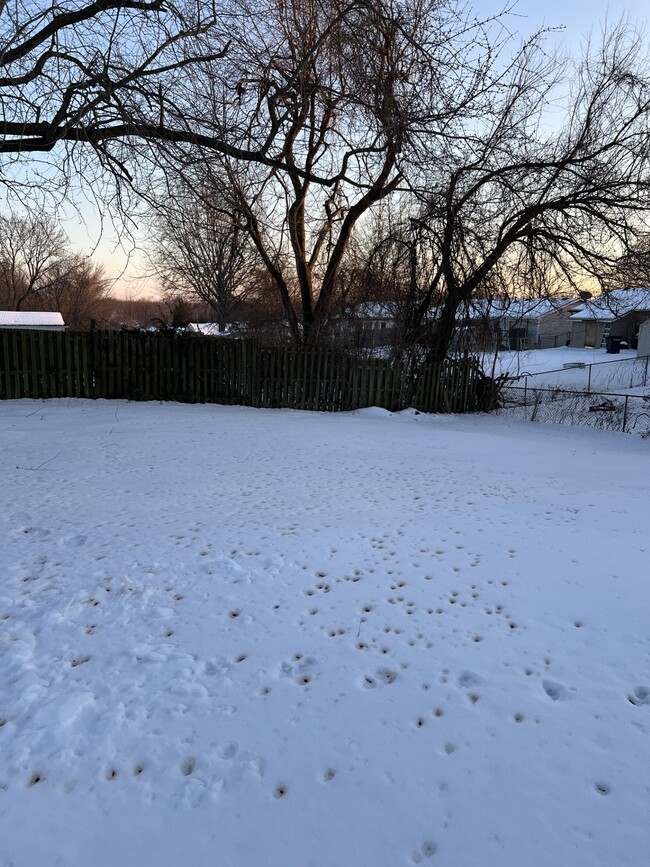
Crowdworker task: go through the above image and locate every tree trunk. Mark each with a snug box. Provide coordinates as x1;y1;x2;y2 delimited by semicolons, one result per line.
425;292;462;364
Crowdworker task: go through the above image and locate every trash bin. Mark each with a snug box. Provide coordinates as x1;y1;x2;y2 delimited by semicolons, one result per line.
605;336;621;354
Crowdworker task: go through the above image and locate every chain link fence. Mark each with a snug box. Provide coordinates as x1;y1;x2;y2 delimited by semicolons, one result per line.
497;385;650;436
510;354;649;393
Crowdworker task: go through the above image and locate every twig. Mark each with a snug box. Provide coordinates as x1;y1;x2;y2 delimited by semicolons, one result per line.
16;450;61;471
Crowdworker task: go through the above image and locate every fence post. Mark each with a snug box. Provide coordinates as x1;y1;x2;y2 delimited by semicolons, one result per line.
587;365;592;394
623;395;629;432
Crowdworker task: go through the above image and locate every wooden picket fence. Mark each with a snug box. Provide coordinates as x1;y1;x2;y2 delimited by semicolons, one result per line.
0;329;481;413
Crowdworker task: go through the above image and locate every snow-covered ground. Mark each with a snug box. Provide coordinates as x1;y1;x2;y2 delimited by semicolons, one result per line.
1;399;649;867
481;347;650;397
484;346;640;378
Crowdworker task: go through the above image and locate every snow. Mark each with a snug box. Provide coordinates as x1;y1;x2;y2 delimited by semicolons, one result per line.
0;311;65;327
1;399;649;867
481;346;640;378
347;302;396;319
569;288;650;322
465;297;579;321
187;323;223;337
481;348;650;397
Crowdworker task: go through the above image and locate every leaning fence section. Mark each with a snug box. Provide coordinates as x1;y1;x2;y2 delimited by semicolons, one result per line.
497;385;650;436
0;330;481;414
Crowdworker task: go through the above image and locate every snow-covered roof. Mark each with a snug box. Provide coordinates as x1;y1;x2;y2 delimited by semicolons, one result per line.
462;297;579;322
0;311;65;327
569;288;650;321
348;302;396;319
188;322;223;336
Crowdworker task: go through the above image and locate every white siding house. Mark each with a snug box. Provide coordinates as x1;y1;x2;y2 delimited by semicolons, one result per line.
458;298;580;351
568;288;650;348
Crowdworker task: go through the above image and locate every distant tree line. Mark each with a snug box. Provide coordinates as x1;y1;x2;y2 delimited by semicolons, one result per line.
0;212;111;329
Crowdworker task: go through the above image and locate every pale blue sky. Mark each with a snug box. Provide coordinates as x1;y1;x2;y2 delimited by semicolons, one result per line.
67;0;650;297
504;0;647;37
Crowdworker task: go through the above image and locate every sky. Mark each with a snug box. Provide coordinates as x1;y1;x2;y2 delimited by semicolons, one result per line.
500;0;648;37
51;0;650;299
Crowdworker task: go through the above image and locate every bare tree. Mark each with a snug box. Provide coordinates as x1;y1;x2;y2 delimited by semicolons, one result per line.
0;0;409;209
6;0;650;366
36;258;112;329
0;212;71;308
0;210;115;326
151;294;194;330
403;24;650;362
102;294;162;329
613;234;650;287
169;0;506;346
352;211;447;354
148;176;259;329
0;0;321;213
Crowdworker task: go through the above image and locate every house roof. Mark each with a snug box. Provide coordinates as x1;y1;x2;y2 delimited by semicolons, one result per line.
0;311;65;326
463;297;579;322
348;302;397;319
569;288;650;321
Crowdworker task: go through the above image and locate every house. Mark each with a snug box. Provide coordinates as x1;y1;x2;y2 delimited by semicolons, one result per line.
568;288;650;349
457;297;581;351
0;311;66;331
329;302;398;349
